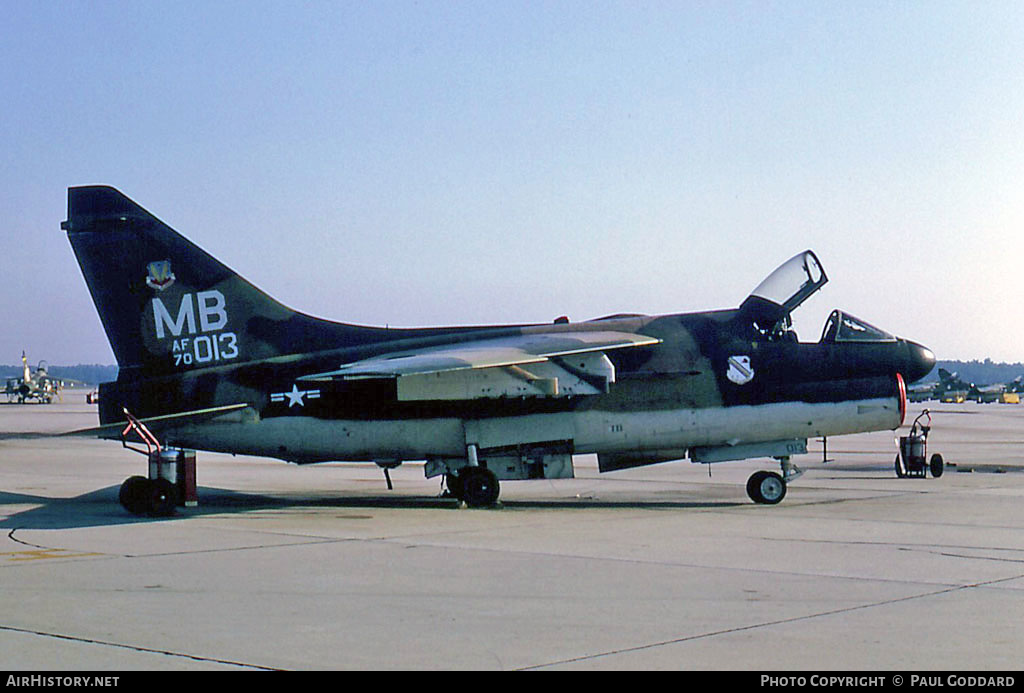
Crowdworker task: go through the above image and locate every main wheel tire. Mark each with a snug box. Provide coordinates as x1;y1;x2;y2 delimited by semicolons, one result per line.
445;472;464;499
460;467;500;507
895;455;906;478
747;470;787;505
147;478;178;517
930;453;944;478
119;476;151;515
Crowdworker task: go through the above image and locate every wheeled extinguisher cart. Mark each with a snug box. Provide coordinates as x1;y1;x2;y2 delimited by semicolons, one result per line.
895;409;944;478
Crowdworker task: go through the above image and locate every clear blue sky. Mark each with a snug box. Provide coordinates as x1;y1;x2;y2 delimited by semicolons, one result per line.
2;1;1022;365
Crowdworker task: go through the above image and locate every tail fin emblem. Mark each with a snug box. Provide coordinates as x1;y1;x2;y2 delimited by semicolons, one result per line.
146;260;176;291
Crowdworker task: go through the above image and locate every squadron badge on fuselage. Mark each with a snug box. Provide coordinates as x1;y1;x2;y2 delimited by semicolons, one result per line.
727;355;754;385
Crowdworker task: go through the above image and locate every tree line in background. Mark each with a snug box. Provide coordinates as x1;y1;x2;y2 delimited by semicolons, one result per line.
919;359;1024;385
0;363;118;386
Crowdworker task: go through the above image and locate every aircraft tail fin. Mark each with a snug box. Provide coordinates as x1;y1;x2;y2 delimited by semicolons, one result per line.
63;186;383;380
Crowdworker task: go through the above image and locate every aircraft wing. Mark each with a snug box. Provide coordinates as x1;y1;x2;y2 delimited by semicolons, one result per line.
299;330;661;401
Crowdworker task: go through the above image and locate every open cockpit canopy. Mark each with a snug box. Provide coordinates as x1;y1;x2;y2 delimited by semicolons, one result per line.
749;250;827;313
740;250;828;335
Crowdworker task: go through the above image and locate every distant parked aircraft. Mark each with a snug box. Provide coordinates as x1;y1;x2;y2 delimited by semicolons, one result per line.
3;352;62;404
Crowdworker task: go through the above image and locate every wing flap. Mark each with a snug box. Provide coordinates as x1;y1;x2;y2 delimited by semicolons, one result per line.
300;330;660;380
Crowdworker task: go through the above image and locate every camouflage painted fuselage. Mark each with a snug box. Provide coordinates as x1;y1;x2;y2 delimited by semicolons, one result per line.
66;186;933;482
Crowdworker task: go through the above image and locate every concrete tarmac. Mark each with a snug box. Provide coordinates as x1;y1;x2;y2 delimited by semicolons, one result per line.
1;393;1022;670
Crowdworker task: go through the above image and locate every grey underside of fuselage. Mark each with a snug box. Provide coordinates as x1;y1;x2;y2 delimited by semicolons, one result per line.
159;396;900;466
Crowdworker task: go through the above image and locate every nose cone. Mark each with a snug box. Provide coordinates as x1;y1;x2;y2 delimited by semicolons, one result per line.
902;339;936;383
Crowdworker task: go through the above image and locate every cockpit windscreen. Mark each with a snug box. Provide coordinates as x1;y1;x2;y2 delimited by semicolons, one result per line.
820;310;897;344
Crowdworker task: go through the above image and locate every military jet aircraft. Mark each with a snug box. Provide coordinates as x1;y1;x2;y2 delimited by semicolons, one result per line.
64;186;935;513
906;381;937;402
3;352;62;404
966;372;1024;403
929;368;968;402
932;368;1015;403
970;383;1007;403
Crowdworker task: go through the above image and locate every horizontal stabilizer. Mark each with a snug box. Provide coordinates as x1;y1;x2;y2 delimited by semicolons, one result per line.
66;403;252;440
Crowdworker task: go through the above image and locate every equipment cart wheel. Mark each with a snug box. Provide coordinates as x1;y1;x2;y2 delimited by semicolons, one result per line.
147;478;178;517
930;453;944;478
119;476;150;515
747;470;787;504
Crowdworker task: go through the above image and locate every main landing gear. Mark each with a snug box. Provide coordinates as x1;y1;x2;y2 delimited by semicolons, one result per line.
746;457;802;504
444;445;501;507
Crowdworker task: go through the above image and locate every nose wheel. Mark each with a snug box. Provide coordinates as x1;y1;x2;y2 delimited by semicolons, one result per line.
747;456;800;504
747;470;786;504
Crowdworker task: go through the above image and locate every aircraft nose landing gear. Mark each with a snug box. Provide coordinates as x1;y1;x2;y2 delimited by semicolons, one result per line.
747;470;786;504
747;456;802;504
